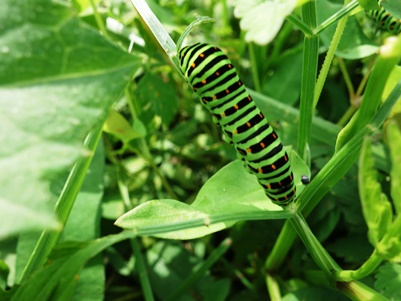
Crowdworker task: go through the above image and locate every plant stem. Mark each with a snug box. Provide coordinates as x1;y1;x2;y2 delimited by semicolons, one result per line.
335;250;383;281
314;0;350;108
297;0;318;160
337;280;389;301
266;273;282;301
249;43;262;92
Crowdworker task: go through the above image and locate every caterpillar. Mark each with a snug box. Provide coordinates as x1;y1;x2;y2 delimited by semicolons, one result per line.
366;5;401;34
179;43;296;206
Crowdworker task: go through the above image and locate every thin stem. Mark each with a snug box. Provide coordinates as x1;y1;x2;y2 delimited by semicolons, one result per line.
131;238;155;301
314;1;350;108
249;43;262;92
286;14;314;36
314;0;359;35
335;250;383;281
89;0;110;38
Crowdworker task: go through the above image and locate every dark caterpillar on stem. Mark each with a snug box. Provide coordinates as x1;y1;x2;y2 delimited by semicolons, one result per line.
179;43;296;206
366;4;401;34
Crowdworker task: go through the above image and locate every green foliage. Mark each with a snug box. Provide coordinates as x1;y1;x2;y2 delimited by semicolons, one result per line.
2;0;401;300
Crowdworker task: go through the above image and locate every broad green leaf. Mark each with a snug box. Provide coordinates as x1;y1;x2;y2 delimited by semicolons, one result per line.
0;0;139;239
233;0;297;45
146;241;230;301
103;109;146;142
358;137;392;247
380;0;401;19
115;160;301;240
374;262;401;300
10;232;134;301
387;122;401;214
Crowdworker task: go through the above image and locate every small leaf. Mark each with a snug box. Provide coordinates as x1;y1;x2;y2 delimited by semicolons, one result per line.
103;110;145;142
374;262;401;300
115;161;295;239
358;137;392;247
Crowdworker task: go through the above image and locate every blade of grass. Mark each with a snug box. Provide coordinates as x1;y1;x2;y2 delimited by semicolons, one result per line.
18;123;104;283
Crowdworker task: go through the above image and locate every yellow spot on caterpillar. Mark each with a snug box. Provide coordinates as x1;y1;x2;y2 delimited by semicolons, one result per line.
238;81;242;86
259;113;263;118
284;155;288;162
290;174;293;180
266;183;271;189
191;63;196;68
200;53;205;58
213;95;217;100
202;79;207;84
258;167;263;173
228;64;233;69
248;96;252;101
216;71;220;76
234;104;239;110
225;89;230;94
247;122;251;127
273;133;277;139
271;164;277;170
221;113;226;117
247;148;252;153
260;142;265;148
234;129;238;134
202;98;207;103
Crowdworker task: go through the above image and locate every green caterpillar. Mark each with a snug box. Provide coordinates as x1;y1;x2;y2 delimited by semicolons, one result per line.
179;43;296;206
366;5;401;34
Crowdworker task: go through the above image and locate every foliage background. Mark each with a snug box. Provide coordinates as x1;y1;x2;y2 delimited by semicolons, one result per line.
0;0;401;300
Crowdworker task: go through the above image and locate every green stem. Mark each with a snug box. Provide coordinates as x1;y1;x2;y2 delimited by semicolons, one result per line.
289;212;341;281
249;43;262;92
314;0;350;108
286;14;313;36
266;273;282;301
118;168;155;301
314;0;359;35
297;0;318;160
131;238;155;301
337;280;389;301
166;238;232;301
89;0;110;38
335;250;383;281
18;123;104;283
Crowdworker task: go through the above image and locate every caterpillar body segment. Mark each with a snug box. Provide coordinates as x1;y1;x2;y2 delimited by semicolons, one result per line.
179;43;296;205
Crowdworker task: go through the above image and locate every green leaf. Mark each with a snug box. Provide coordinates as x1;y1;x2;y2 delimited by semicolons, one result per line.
358;137;392;247
387;121;401;214
374;262;401;300
146;241;230;301
380;0;401;19
115;160;300;240
136;72;179;127
0;0;139;239
103;109;146;142
358;0;380;10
